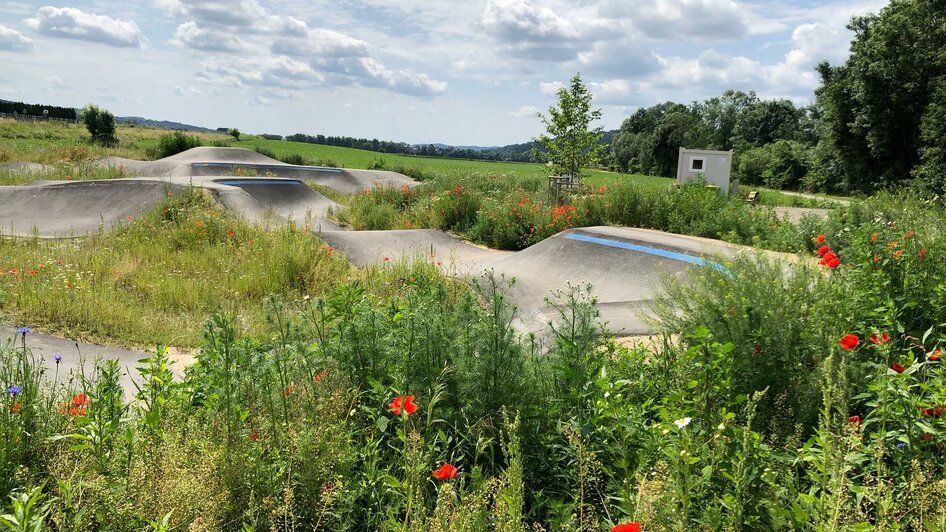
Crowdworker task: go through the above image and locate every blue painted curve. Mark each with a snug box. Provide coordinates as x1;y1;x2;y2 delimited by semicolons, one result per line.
566;233;727;272
215;179;306;186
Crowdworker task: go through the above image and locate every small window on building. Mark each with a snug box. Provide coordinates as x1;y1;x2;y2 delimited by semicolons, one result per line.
689;157;706;172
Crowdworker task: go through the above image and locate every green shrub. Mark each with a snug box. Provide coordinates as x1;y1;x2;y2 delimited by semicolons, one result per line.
279;152;308;165
81;104;117;147
148;131;202;159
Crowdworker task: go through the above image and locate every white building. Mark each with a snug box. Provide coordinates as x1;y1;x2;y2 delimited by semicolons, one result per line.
676;148;734;195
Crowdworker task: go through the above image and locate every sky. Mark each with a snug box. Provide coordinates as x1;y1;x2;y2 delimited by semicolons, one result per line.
0;0;890;146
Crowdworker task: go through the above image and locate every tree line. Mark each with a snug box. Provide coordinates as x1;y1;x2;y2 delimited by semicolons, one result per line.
611;0;946;194
0;100;77;121
281;133;535;162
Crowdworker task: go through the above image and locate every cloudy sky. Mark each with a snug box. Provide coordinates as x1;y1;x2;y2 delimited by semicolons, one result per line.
0;0;888;146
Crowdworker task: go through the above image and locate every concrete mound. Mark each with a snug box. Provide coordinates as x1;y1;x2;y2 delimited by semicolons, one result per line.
207;178;341;230
0;180;177;237
158;147;282;164
95;147;418;193
485;226;761;335
320;228;504;268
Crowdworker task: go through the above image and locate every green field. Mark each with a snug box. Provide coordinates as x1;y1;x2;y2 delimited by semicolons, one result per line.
0;119;842;207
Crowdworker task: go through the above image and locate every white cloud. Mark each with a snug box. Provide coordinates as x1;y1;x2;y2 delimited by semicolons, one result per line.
539;81;562;95
588;79;636;105
600;0;749;41
575;37;660;77
479;0;591;60
156;0;267;28
158;0;446;99
171;21;245;52
271;28;370;58
510;105;539;117
789;22;851;65
197;55;323;89
0;24;32;51
25;6;142;48
317;56;448;97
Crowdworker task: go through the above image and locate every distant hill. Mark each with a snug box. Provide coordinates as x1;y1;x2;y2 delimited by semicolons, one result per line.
427;143;500;152
115;116;218;133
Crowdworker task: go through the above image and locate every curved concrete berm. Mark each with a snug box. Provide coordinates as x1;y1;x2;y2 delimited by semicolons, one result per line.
326;225;755;336
98;147;418;193
487;226;746;335
0;180;178;237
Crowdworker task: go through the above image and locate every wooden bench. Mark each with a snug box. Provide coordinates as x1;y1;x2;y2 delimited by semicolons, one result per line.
746;191;759;205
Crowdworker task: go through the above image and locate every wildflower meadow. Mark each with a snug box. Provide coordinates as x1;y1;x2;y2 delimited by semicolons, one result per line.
1;185;946;530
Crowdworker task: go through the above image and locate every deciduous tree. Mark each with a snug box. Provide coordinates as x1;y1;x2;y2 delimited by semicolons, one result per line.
534;73;604;180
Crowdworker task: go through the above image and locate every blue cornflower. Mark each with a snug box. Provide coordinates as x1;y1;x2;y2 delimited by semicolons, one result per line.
6;386;22;397
53;354;62;364
15;326;31;335
896;442;908;449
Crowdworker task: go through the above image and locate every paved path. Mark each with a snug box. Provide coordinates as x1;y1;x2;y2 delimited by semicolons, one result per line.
2;147;793;344
1;327;150;395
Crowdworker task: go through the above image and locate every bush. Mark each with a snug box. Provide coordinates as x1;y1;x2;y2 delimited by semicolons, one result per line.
279;152;309;166
81;104;117;147
149;131;202;159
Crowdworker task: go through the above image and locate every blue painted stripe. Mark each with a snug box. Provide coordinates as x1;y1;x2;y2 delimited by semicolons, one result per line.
193;162;341;173
216;179;305;186
566;233;727;272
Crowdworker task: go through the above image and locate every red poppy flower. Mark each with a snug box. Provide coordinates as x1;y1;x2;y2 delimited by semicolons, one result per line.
611;523;641;532
250;429;260;441
890;363;906;374
72;393;89;406
281;385;296;397
815;234;826;243
869;333;891;345
10;401;21;414
816;245;831;256
848;415;861;426
388;395;418;416
403;395;417;415
753;345;762;354
432;463;458;480
870;233;879;242
227;229;235;238
819;252;840;268
840;335;859;350
930;350;942;361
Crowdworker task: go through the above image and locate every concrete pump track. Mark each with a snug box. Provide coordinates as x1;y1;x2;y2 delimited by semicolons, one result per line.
1;147;785;385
